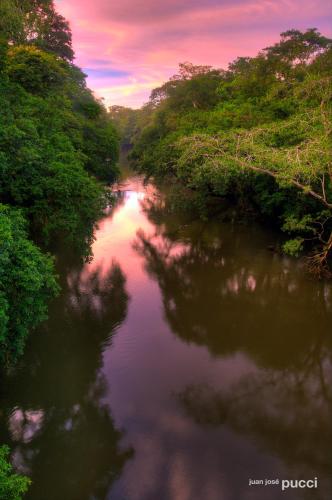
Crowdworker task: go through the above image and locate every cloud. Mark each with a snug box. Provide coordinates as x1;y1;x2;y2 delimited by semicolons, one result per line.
55;0;332;108
98;0;248;24
86;68;131;79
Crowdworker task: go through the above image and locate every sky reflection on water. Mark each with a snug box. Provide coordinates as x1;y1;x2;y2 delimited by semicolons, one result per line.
0;175;331;500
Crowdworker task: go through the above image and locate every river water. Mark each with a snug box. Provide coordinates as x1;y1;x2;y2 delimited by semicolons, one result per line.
0;173;331;500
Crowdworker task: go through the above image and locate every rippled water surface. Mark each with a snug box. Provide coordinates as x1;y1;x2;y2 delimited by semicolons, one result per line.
1;174;332;500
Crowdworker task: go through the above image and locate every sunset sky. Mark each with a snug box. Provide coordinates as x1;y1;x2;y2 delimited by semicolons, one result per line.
55;0;332;109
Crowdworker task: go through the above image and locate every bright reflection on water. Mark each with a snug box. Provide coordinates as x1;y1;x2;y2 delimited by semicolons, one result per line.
1;174;332;500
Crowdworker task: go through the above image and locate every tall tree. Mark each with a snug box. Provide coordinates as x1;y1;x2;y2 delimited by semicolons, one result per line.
0;0;74;61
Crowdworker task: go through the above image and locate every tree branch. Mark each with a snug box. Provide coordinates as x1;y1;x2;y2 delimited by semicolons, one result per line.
237;161;332;209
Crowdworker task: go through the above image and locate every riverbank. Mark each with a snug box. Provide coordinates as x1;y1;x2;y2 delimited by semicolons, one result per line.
1;172;331;499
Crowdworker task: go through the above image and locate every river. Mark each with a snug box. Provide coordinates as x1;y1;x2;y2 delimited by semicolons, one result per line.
0;172;331;500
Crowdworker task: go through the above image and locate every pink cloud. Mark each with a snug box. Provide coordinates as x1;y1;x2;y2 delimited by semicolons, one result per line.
56;0;332;108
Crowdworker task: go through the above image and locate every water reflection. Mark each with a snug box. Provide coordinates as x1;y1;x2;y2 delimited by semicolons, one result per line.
0;259;132;500
133;218;332;370
1;175;332;500
129;186;332;499
179;360;332;486
9;409;45;445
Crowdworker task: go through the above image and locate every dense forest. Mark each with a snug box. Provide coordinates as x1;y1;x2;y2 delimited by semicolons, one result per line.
0;2;120;493
0;0;119;367
1;0;332;495
111;28;332;277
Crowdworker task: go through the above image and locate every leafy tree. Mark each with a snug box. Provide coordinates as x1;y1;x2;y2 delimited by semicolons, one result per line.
0;205;59;363
175;75;332;273
5;45;66;94
109;105;140;148
263;28;332;72
130;29;332;276
151;62;224;110
81;117;119;182
0;1;24;43
1;0;74;61
32;3;74;61
0;0;120;363
0;42;119;252
0;445;30;500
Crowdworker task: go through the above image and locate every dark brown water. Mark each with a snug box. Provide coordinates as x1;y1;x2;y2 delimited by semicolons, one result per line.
1;174;332;500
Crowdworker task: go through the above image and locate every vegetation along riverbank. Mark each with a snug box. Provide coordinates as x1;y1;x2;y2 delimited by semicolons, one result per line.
0;1;331;497
0;0;120;367
111;28;332;277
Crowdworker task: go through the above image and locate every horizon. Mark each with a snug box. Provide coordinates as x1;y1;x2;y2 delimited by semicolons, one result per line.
55;0;332;109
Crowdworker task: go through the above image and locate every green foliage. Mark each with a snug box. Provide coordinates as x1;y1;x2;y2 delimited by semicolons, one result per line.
0;205;59;362
109;106;138;148
0;1;24;43
0;446;30;500
130;29;332;275
82;118;119;182
263;28;332;73
1;0;74;61
283;238;304;257
32;2;74;61
5;45;66;94
151;62;224;111
282;215;314;233
0;45;119;252
0;0;120;362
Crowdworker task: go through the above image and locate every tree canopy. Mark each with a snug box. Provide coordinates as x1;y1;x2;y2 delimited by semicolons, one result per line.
130;29;332;276
0;205;59;362
0;0;74;60
0;0;120;363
